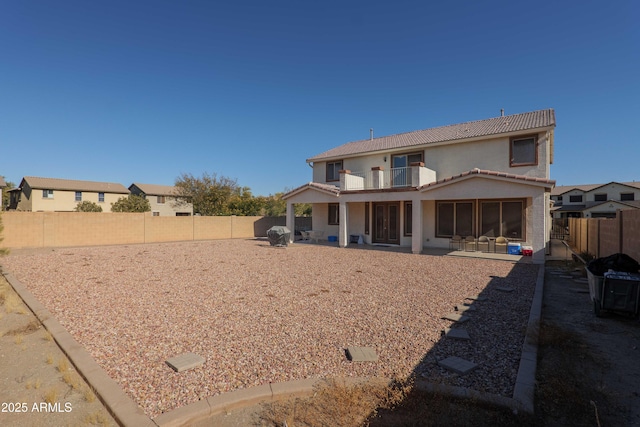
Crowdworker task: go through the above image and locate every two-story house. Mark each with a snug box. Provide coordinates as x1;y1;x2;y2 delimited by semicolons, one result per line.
128;183;193;216
283;109;556;264
8;176;130;212
552;182;640;219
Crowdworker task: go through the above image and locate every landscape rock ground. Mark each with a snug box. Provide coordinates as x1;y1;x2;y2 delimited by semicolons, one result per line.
1;243;639;426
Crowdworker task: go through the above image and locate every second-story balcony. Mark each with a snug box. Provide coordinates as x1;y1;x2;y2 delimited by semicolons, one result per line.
340;163;437;191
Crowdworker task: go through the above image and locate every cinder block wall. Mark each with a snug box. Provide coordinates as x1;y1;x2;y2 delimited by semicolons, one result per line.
144;216;194;242
1;212;298;249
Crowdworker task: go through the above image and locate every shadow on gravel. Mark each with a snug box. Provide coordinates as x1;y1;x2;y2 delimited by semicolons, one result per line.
260;249;540;427
365;260;539;426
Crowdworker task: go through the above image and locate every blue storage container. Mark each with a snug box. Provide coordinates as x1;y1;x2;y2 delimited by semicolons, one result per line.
328;235;338;242
507;243;521;255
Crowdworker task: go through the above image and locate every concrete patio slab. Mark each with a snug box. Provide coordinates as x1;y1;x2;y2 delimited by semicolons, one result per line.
442;313;470;323
442;328;471;340
438;356;478;375
345;346;378;362
166;353;205;373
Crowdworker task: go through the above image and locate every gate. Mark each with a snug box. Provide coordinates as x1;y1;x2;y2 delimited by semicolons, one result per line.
551;218;569;240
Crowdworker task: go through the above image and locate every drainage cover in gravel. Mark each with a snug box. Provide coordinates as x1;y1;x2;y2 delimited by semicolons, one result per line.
165;353;205;372
345;346;378;362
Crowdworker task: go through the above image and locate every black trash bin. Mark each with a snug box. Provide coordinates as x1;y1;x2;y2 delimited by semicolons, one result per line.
587;253;640;317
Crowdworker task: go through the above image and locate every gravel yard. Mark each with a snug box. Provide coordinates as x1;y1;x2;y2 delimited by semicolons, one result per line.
1;239;538;418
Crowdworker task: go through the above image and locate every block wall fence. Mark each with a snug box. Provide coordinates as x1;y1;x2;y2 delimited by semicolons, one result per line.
568;209;640;262
0;212;311;249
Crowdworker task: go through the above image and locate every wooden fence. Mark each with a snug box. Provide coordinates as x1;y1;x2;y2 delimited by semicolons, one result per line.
0;212;312;250
568;209;640;261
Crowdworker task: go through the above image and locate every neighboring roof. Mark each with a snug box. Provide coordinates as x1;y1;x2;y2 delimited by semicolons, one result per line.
551;181;640;196
130;183;179;196
21;176;129;194
282;182;340;199
418;168;555;192
554;200;640;212
308;109;556;162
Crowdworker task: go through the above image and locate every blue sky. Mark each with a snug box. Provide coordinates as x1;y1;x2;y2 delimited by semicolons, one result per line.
1;0;638;195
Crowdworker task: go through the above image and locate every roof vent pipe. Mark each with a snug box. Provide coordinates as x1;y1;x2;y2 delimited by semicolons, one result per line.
500;109;504;117
370;128;373;140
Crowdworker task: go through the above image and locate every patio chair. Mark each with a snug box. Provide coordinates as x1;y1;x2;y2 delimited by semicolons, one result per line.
495;236;509;254
449;235;462;250
464;236;476;251
476;235;491;252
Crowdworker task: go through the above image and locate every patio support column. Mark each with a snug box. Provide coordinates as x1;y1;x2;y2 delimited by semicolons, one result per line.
338;201;348;247
412;200;423;254
286;201;295;244
531;193;545;264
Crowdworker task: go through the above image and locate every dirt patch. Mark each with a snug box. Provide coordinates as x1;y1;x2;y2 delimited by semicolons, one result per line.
0;276;117;427
537;261;640;426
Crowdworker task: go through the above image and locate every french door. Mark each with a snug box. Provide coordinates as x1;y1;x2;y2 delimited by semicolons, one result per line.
373;202;400;244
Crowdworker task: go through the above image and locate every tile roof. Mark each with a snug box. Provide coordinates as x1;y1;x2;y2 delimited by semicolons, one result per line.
418;168;556;192
308;109;555;162
551;181;640;196
282;182;340;199
130;183;179;196
553;200;640;212
22;176;129;194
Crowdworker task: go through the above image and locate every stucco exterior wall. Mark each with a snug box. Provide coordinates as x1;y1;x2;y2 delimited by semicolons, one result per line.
17;184;126;212
311;131;550;185
584;183;640;202
148;197;193;216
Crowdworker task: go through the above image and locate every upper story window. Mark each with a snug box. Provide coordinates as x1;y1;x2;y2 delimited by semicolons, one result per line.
594;193;607;202
510;135;538;167
621;192;635;201
98;192;105;202
42;189;54;199
75;191;82;202
157;195;166;204
391;152;423;168
569;195;583;203
326;161;343;182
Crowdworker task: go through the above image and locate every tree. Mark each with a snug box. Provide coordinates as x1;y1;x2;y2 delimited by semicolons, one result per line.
74;201;103;212
0;213;9;256
111;195;151;213
228;187;265;216
174;172;240;216
2;178;15;210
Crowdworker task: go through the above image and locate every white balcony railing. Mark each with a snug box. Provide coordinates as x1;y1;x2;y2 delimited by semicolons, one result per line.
341;166;436;191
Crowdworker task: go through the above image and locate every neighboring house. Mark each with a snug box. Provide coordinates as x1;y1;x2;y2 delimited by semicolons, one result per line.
8;176;129;212
128;183;193;216
283;109;556;264
551;182;640;219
